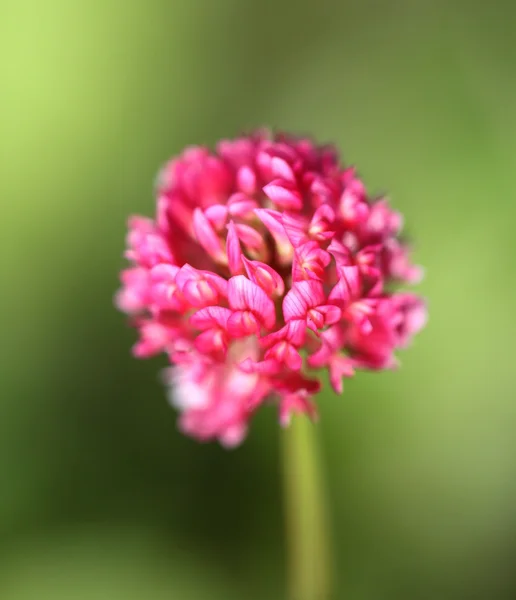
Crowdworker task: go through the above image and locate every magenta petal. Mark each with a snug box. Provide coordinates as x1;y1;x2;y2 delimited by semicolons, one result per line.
204;272;228;297
228;193;258;219
263;180;303;210
190;306;232;330
328;266;361;307
242;256;284;296
285;320;307;346
312;203;335;225
150;263;180;282
227;310;260;337
259;325;290;349
236;166;257;195
226;221;244;275
194;329;228;356
293;242;331;282
318;304;342;326
285;345;303;370
182;279;218;307
116;268;150;313
254;208;286;236
234;223;264;250
228;275;275;329
239;357;281;375
174;265;227;307
327;239;353;266
283;281;325;321
282;213;309;247
204;204;228;230
174;263;198;289
329;356;355;394
271;156;296;182
192;208;225;261
279;392;318;427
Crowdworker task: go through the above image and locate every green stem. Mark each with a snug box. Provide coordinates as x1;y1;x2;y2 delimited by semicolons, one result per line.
282;416;333;600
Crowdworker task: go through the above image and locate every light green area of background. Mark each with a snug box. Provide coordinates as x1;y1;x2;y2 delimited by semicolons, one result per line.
1;1;516;598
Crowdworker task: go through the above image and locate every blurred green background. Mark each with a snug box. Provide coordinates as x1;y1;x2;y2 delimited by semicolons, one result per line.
2;0;516;598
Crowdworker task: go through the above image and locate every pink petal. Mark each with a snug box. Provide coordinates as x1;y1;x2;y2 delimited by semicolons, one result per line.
292;242;331;282
260;325;290;349
204;272;229;297
192;208;225;261
194;329;228;357
254;208;286;236
283;281;325;321
264;342;302;371
190;306;232;330
116;268;150;314
305;306;341;333
254;208;294;265
242;256;284;296
148;264;185;311
182;279;220;307
150;263;180;281
176;264;227;308
174;264;198;288
228;193;259;219
227;310;260;337
234;223;265;251
306;310;325;332
309;204;336;240
220;424;248;449
339;179;369;225
228;275;275;329
317;304;342;325
239;357;281;375
311;204;335;226
271;156;296;182
226;221;244;275
284;319;307;345
260;321;306;350
263;180;303;210
236;166;257;195
327;239;353;266
328;266;361;307
329;356;355;394
204;204;228;230
279;392;318;427
282;213;309;247
132;321;175;358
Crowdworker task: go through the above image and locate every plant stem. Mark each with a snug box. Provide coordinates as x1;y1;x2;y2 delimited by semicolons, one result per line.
282;417;333;600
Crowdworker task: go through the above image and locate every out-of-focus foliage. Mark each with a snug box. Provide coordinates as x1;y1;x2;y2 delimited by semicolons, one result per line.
1;0;516;598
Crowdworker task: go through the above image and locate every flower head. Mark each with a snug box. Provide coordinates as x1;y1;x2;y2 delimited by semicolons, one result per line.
116;130;426;446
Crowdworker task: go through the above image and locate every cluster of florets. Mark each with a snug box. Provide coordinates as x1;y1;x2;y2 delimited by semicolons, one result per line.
116;130;426;447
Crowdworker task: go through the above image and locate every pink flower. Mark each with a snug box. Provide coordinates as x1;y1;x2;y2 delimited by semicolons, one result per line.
116;130;426;446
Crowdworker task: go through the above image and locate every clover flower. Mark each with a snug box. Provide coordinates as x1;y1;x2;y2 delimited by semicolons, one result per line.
116;130;426;446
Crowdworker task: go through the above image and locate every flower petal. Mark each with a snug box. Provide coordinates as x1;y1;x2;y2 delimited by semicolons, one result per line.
279;392;318;427
271;156;296;182
227;310;260;337
328;266;361;307
228;275;275;329
226;221;244;275
263;180;303;210
242;256;284;296
190;306;232;330
283;281;325;321
204;204;228;230
192;208;225;262
236;166;257;195
254;208;286;236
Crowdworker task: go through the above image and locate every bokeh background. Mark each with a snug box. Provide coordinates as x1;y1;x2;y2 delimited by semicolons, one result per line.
2;0;516;598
